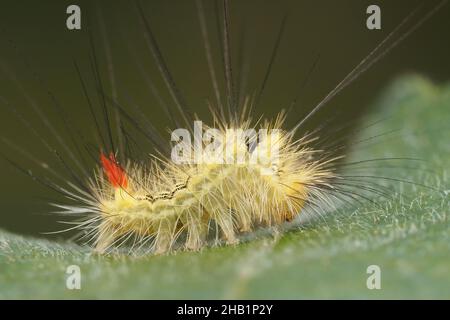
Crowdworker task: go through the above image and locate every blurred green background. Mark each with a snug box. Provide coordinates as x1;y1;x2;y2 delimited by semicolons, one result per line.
0;0;449;238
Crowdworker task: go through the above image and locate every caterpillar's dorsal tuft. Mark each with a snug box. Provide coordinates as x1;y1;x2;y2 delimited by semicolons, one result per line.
100;152;128;189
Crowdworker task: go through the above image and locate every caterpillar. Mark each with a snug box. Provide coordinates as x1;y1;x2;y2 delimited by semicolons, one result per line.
93;111;337;253
1;0;446;255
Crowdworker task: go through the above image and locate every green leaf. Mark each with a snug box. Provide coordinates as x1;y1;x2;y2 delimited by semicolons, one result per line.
1;75;449;299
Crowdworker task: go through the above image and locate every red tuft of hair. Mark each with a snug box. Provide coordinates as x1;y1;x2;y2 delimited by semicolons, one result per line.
100;152;128;189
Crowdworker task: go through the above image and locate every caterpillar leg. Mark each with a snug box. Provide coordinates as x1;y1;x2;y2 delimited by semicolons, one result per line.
153;217;177;254
184;211;208;250
94;222;117;254
217;209;238;245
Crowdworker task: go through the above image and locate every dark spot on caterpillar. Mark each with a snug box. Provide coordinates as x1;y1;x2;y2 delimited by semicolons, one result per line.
154;192;171;200
143;176;191;203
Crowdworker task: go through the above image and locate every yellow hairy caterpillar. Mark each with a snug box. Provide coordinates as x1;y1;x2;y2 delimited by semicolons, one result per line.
1;0;446;255
94;112;336;253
